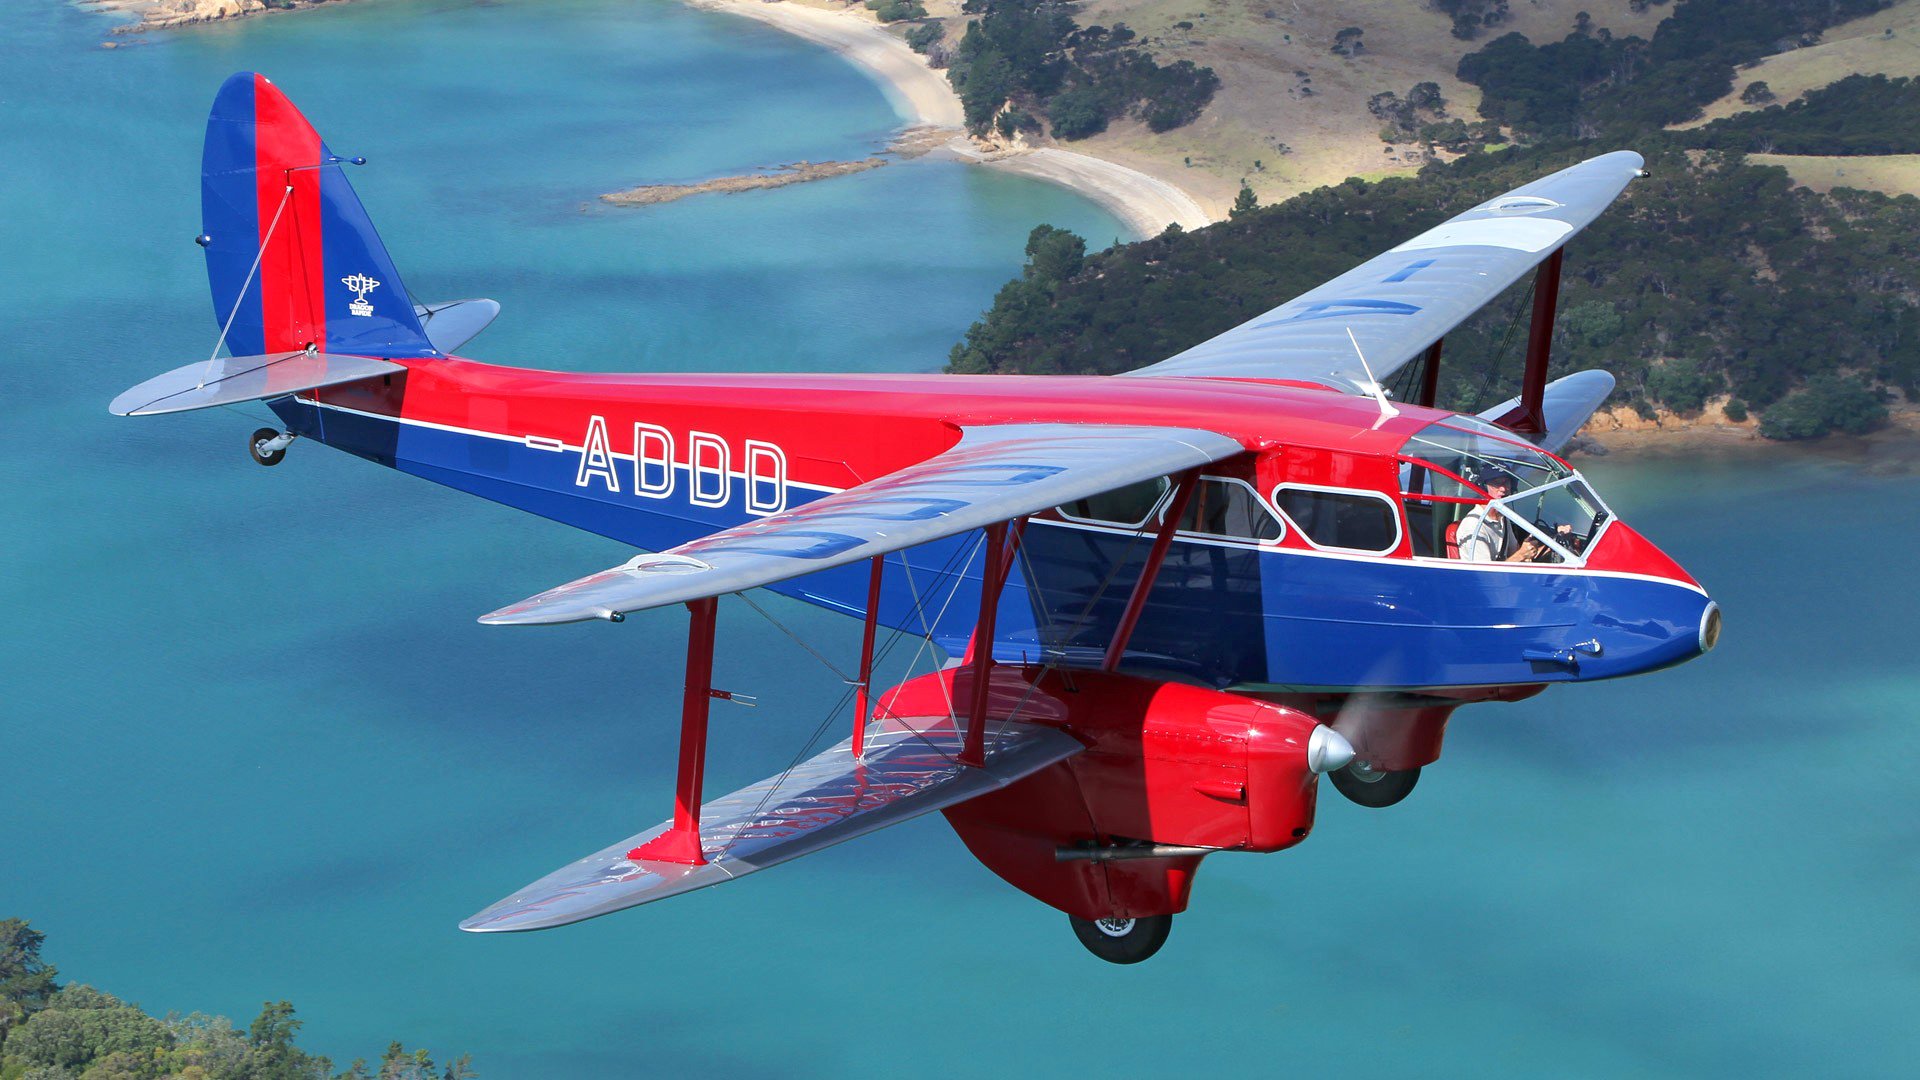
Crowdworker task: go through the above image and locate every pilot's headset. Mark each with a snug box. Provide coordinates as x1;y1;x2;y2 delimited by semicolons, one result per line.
1477;467;1518;497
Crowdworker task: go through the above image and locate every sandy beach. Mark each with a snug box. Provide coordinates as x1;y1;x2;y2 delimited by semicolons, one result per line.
689;0;964;127
687;0;1214;237
979;147;1212;236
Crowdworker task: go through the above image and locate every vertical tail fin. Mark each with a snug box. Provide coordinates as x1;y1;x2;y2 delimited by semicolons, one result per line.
201;72;437;359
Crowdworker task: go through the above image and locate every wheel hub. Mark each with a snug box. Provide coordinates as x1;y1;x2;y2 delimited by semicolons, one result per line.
1094;917;1135;938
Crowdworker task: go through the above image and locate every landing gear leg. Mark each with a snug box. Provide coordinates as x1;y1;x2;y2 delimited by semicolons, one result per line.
249;427;294;467
1069;913;1172;964
1330;761;1421;808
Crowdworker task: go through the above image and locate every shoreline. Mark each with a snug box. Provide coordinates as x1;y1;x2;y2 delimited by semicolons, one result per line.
79;0;349;35
80;0;1219;237
685;0;1214;237
686;0;964;128
1578;407;1920;474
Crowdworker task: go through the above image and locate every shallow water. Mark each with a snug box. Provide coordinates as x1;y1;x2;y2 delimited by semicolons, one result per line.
4;2;1916;1077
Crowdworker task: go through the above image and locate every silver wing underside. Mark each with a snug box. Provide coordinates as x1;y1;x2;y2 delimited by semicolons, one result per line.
481;422;1243;625
461;716;1083;932
1477;369;1618;453
109;351;404;416
1122;151;1644;395
413;298;500;355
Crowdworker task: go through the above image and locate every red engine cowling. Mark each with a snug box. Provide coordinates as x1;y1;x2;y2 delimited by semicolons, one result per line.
875;666;1329;921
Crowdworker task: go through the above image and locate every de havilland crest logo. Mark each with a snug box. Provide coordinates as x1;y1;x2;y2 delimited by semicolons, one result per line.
341;273;381;317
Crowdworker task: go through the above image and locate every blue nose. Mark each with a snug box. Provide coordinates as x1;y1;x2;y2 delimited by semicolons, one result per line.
1578;580;1720;680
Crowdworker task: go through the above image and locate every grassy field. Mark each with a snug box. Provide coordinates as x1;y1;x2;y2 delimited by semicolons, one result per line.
1748;152;1920;195
1058;0;1667;214
1677;0;1920;127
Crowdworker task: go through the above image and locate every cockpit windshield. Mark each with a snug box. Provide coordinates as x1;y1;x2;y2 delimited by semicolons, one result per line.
1399;417;1573;495
1397;417;1614;566
1497;477;1610;561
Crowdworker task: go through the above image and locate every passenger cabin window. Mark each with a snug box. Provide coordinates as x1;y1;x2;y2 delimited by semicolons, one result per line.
1172;478;1284;542
1273;487;1398;553
1057;476;1168;529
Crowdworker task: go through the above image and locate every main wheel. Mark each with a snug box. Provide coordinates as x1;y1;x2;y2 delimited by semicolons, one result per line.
1069;913;1172;964
249;428;287;467
1331;761;1421;808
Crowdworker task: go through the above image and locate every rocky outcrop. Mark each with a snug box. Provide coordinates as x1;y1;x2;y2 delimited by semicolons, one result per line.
92;0;353;35
603;159;888;207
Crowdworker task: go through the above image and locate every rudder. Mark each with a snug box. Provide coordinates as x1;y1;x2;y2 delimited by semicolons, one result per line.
201;72;437;360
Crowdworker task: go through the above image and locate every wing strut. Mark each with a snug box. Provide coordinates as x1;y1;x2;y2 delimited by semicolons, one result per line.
1104;469;1202;672
1499;247;1566;435
851;556;883;760
628;597;719;866
1416;339;1444;408
962;519;1026;768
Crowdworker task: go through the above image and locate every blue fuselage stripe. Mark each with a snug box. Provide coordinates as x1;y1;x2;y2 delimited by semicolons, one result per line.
274;400;1709;689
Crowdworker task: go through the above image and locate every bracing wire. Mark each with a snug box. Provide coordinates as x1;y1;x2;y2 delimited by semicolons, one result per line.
714;536;981;859
198;184;296;390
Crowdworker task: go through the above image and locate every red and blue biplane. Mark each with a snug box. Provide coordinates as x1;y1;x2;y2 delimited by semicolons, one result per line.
113;74;1718;963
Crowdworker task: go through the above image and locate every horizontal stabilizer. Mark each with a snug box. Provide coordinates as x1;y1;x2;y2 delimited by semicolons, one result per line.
109;351;403;417
460;715;1083;932
1477;369;1616;453
414;298;500;355
481;422;1243;625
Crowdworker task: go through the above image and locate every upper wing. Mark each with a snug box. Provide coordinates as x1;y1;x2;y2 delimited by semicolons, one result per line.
1121;151;1645;394
481;422;1244;625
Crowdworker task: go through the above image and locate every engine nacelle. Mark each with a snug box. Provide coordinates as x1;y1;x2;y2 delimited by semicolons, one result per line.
874;666;1332;920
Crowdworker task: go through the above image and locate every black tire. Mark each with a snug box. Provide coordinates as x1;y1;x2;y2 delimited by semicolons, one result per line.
249;427;287;467
1069;913;1172;965
1330;762;1420;808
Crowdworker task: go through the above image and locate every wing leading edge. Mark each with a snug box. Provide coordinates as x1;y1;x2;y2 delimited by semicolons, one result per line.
1121;150;1644;394
480;422;1244;626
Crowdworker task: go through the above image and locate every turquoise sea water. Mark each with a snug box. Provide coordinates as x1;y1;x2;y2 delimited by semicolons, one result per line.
4;1;1917;1076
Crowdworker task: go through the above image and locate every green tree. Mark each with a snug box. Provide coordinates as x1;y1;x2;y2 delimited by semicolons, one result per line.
904;23;943;55
1644;357;1722;414
3;987;171;1073
1758;375;1889;439
1230;183;1258;219
1;920;60;1051
865;0;926;22
1024;224;1086;284
1559;300;1623;347
1044;86;1108;139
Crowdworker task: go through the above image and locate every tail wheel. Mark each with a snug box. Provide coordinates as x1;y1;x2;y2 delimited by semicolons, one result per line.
249;428;287;467
1069;914;1172;964
1331;761;1420;808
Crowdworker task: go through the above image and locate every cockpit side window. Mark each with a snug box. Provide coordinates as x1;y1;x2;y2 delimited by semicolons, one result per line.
1171;477;1285;542
1399;418;1572;495
1272;485;1400;554
1057;476;1170;529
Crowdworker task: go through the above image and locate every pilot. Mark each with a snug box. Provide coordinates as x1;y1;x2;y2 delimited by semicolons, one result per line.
1457;469;1544;563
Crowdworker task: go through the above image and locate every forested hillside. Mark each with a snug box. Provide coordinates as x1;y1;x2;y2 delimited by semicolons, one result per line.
951;0;1920;440
0;919;471;1080
941;0;1219;139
